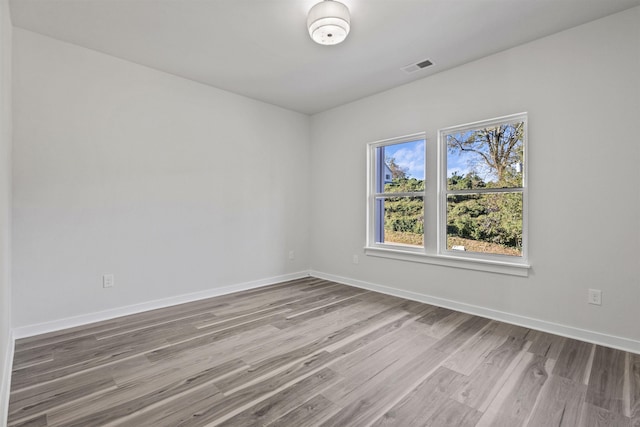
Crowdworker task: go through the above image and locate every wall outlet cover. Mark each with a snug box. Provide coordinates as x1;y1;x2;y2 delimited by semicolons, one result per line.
103;274;115;288
588;289;602;305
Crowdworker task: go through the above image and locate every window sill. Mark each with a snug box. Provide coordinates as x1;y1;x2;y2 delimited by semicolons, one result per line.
364;246;530;277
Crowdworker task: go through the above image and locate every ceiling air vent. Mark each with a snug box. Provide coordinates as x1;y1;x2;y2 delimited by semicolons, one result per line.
401;59;433;74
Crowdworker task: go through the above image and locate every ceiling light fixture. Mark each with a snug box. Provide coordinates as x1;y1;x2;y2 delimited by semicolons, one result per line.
307;0;350;46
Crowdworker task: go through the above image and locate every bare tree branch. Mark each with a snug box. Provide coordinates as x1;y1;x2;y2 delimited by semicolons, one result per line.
446;121;524;184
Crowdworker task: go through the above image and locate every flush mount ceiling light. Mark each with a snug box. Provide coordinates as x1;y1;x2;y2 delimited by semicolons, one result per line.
307;0;350;45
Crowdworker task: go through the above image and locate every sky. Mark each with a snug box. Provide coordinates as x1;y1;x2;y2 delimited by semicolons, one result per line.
383;139;470;180
384;139;425;180
447;152;472;178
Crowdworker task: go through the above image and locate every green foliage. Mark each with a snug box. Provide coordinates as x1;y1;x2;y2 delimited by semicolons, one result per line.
381;172;522;252
383;177;424;240
446;173;523;252
448;171;486;194
384;177;424;193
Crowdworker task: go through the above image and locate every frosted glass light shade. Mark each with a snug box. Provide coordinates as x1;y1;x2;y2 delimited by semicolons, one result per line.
307;0;350;45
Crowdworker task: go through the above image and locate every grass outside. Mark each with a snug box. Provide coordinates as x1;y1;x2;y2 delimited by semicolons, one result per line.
383;230;521;257
447;236;521;256
384;230;424;247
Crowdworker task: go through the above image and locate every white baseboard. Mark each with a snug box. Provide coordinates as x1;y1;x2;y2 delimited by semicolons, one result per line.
1;330;15;427
13;271;310;339
11;269;640;355
310;270;640;355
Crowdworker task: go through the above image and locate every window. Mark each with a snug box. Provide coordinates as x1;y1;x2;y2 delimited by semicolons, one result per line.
367;134;426;249
439;113;527;261
366;114;528;276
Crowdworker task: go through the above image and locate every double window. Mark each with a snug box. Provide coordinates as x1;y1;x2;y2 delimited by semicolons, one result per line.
366;113;528;274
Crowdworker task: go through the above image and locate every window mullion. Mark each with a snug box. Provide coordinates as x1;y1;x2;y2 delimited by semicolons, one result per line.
374;191;425;198
445;187;524;196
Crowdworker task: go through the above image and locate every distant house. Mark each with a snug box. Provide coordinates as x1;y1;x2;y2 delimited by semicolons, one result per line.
514;162;523;173
384;163;393;184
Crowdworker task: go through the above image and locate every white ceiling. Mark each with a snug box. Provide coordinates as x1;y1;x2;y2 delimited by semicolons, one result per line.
9;0;640;115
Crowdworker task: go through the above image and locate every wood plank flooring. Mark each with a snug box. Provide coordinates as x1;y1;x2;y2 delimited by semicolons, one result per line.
7;277;640;426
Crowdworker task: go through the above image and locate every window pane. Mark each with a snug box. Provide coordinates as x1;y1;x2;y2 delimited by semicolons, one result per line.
375;196;424;247
376;140;425;193
446;121;524;190
446;192;522;256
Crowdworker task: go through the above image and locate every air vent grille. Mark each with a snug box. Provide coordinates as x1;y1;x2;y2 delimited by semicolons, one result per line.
401;59;433;74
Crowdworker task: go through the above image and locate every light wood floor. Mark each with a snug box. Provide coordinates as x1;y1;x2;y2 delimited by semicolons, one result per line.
7;277;640;426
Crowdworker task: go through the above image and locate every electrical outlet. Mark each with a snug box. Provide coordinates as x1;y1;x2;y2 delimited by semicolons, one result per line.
588;289;602;305
103;274;115;288
288;250;295;260
352;254;359;264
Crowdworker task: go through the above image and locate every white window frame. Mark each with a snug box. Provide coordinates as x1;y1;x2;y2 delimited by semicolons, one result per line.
366;133;426;253
437;113;528;266
365;114;530;277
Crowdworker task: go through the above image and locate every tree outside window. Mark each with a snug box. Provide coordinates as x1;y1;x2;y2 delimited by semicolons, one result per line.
441;114;527;258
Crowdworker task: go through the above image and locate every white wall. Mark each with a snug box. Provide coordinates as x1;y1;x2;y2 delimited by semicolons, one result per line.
12;29;311;327
9;6;640;352
0;0;12;420
310;8;640;346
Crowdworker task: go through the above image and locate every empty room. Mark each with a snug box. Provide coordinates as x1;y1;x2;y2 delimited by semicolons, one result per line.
1;0;639;426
